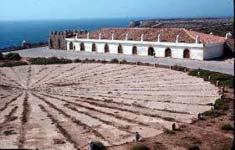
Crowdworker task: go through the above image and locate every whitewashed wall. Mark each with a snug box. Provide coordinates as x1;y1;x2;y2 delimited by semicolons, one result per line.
66;38;215;60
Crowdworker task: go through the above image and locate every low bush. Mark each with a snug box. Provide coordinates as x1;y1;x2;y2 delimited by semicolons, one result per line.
131;144;150;150
188;145;201;150
4;53;21;61
202;109;223;118
0;61;28;67
120;59;127;64
188;69;234;88
74;59;82;63
91;141;106;150
172;65;188;72
110;58;119;63
214;98;229;111
83;59;96;63
29;57;72;65
101;60;108;64
0;52;3;60
221;124;234;131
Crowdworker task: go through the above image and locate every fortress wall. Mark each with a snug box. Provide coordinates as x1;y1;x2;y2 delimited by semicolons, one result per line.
49;30;87;50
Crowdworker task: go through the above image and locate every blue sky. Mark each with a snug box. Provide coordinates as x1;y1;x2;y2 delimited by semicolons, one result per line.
0;0;233;20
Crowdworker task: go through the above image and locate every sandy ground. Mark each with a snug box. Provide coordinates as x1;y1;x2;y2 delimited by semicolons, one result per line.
0;63;221;149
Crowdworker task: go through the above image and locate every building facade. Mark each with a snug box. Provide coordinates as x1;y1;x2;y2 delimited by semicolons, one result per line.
50;28;227;60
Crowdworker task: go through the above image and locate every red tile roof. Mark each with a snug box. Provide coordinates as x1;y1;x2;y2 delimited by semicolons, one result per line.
76;28;226;44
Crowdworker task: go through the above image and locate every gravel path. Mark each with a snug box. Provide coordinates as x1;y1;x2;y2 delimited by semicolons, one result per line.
8;47;234;75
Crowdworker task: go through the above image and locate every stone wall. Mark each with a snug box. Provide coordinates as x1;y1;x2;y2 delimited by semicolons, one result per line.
49;30;87;50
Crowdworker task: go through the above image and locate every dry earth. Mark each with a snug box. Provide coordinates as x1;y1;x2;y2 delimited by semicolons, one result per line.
0;63;221;149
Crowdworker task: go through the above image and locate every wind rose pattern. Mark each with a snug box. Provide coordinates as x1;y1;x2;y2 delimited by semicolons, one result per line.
0;63;220;149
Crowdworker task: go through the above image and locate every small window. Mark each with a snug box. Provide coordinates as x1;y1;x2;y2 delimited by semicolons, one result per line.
148;47;155;56
69;42;73;50
183;49;190;58
118;44;123;54
92;43;96;52
80;42;85;51
104;44;109;53
165;48;171;57
132;46;137;55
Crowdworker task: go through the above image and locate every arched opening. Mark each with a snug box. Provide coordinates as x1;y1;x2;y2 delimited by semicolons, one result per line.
165;48;172;57
80;42;85;51
69;42;73;50
183;49;190;59
92;43;96;52
104;43;109;53
132;46;137;55
58;39;61;49
148;47;155;56
118;44;123;54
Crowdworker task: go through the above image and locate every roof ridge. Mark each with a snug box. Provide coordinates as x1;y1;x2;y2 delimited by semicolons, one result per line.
183;29;197;41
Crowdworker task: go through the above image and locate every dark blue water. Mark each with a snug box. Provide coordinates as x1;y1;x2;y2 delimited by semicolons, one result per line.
0;18;133;50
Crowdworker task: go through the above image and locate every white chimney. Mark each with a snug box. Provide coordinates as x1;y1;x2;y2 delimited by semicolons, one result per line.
125;33;129;41
76;33;79;40
111;33;114;40
99;33;102;40
141;34;144;41
157;34;161;42
176;35;179;43
225;32;232;40
87;32;90;39
195;35;200;44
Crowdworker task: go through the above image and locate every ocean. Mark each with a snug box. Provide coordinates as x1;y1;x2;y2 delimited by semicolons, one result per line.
0;18;133;50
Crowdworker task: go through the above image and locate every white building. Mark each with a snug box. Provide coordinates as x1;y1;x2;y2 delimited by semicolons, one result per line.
65;28;226;60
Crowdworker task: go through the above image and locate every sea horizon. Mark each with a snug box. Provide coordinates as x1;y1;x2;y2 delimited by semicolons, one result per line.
0;18;133;50
0;16;233;50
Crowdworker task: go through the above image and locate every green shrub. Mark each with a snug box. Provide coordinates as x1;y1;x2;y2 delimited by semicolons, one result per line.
188;145;200;150
83;59;96;63
0;61;28;67
101;60;107;64
131;144;150;150
202;109;224;118
172;65;188;72
221;124;234;131
0;52;3;60
74;59;81;63
110;58;119;63
29;57;72;65
5;53;21;60
120;59;127;64
91;141;106;150
202;110;215;116
214;99;229;110
188;69;234;88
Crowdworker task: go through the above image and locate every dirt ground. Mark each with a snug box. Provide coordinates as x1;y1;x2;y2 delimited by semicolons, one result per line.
110;88;234;150
0;63;232;150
